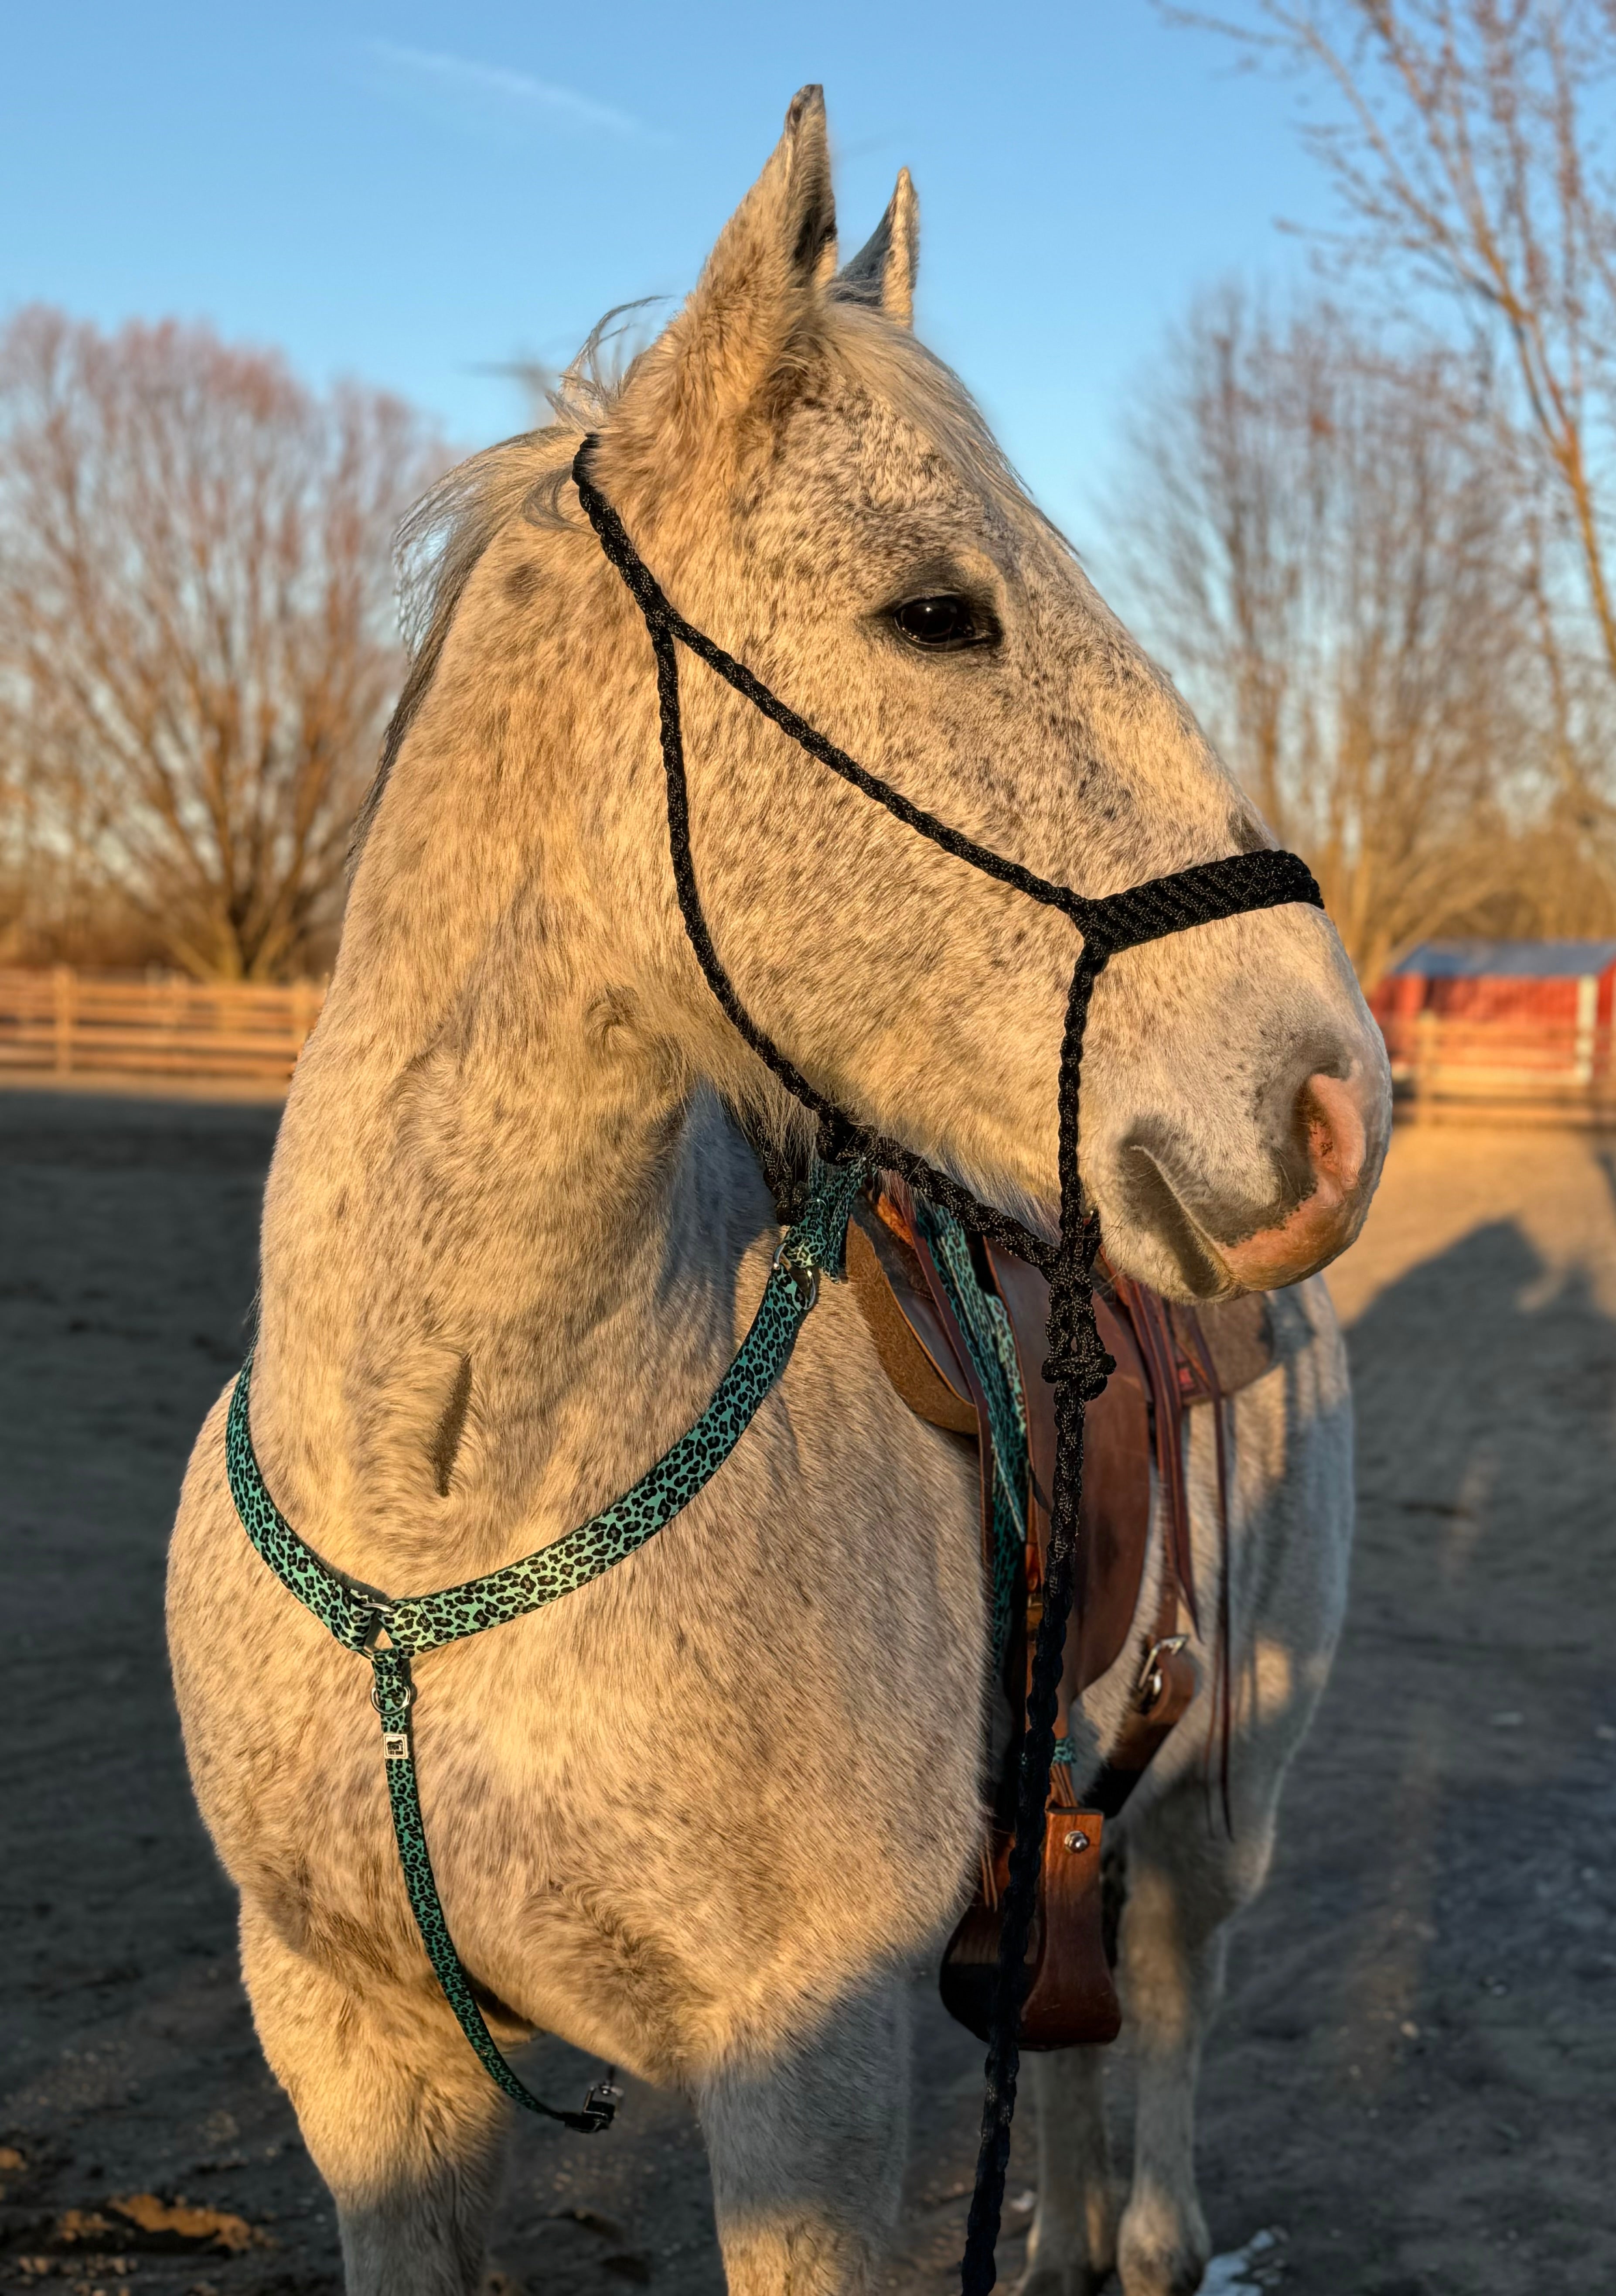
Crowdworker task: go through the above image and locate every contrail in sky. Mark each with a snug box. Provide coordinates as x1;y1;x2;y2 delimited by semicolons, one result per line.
368;42;657;142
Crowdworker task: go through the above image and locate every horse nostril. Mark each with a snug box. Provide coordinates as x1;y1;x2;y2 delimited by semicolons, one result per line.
1208;1065;1379;1292
1297;1070;1367;1195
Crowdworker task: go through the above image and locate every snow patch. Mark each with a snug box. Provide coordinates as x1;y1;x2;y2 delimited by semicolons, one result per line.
1200;2227;1285;2292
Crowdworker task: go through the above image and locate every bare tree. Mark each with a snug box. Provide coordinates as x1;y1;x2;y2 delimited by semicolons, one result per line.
0;309;445;979
1163;0;1616;693
1101;290;1561;981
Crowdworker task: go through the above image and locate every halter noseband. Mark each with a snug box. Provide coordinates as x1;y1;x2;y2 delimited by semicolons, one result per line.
570;436;1323;2296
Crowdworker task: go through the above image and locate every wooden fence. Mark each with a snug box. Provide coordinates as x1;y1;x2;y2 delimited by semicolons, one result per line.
1381;1010;1616;1124
0;968;325;1090
1;969;1613;1119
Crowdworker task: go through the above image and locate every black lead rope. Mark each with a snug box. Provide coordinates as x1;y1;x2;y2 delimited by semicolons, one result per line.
571;436;1321;2295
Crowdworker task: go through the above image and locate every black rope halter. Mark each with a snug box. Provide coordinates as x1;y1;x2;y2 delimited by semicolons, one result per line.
571;434;1322;2296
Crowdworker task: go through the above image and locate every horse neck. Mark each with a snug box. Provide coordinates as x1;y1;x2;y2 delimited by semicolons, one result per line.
252;662;769;1592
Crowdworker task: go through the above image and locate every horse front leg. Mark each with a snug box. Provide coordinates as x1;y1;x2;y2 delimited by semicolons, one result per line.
695;1977;910;2296
1112;1788;1276;2296
1018;2046;1120;2296
239;1901;511;2296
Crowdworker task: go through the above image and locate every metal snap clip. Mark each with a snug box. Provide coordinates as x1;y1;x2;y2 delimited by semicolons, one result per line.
361;1601;399;1654
771;1238;820;1309
579;2071;624;2132
1137;1633;1188;1707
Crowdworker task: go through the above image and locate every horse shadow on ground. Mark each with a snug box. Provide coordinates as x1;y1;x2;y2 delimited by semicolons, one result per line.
1194;1210;1616;2296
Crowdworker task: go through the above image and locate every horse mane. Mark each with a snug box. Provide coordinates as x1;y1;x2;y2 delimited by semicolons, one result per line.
351;311;648;856
352;297;1062;858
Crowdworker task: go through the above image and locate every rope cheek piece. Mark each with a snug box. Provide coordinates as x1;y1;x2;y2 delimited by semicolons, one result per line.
222;427;1324;2286
569;435;1324;2296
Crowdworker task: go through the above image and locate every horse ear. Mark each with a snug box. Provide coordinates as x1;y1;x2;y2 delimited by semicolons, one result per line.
833;170;918;328
614;86;836;454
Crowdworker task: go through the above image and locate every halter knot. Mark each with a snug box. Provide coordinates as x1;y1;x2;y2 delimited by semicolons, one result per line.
1041;1312;1115;1404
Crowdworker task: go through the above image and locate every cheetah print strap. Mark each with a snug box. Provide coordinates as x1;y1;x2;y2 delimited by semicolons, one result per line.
225;1155;865;1656
914;1201;1028;1684
370;1647;622;2131
222;1157;863;2129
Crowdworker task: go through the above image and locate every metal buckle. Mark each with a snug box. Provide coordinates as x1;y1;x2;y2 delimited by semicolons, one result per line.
1137;1634;1188;1708
578;2072;623;2133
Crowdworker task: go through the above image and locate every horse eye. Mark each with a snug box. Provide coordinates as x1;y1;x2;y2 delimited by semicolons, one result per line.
890;594;992;650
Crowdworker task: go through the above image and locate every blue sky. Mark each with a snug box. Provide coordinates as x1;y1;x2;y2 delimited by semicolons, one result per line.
3;2;1334;554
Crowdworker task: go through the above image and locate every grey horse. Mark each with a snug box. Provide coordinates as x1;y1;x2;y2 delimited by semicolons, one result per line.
168;86;1389;2296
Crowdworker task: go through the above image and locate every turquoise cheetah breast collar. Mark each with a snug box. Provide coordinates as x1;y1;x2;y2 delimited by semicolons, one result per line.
226;1157;869;2132
230;1156;1029;2135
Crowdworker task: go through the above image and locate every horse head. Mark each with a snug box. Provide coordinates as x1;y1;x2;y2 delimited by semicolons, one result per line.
358;86;1389;1302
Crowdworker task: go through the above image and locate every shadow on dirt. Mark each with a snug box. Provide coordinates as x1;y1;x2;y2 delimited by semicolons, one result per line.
1192;1216;1616;2296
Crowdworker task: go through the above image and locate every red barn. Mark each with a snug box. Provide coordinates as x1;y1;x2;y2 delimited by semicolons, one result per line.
1371;940;1616;1105
1373;940;1616;1029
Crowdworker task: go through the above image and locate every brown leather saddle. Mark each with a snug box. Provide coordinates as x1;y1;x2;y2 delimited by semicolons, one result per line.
846;1176;1274;2049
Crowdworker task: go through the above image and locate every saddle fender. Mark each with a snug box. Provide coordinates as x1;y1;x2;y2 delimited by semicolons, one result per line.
846;1182;1273;2049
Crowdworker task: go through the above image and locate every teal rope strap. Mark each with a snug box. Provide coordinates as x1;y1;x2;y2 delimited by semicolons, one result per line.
224;1155;865;2132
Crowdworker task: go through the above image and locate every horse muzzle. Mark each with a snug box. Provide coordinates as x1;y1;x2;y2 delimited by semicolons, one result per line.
1111;1047;1391;1300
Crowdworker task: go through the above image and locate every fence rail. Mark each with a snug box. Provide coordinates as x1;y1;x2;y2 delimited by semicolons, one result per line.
1381;1011;1616;1124
2;970;1613;1118
0;968;325;1088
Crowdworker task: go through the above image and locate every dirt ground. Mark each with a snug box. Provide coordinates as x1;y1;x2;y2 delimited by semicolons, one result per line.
2;1090;1613;2296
